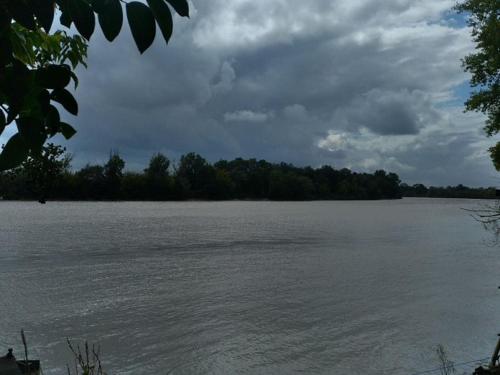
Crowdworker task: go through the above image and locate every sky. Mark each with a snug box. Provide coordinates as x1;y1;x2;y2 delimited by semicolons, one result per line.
12;0;500;186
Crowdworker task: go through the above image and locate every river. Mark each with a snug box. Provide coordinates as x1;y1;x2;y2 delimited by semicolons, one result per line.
0;199;499;374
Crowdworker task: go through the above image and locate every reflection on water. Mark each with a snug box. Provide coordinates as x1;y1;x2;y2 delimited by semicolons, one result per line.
0;199;498;374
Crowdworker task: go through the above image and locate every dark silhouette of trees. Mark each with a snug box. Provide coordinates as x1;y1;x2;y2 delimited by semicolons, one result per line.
0;143;71;201
3;148;495;202
24;143;72;202
268;170;315;201
214;158;272;199
0;150;410;201
144;153;171;200
400;183;496;199
74;164;106;200
177;153;217;199
103;152;125;199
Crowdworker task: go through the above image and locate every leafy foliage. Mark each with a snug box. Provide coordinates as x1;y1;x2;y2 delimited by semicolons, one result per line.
0;0;189;171
400;182;496;199
0;143;71;201
0;151;405;201
5;150;493;202
456;0;500;168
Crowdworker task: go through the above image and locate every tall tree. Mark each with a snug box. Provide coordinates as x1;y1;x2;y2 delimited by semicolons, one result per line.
144;153;171;199
145;153;170;179
75;164;106;200
104;151;125;199
177;152;215;197
456;0;500;168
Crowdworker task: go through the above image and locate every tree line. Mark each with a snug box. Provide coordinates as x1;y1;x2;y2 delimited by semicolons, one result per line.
401;183;497;200
0;144;403;201
0;144;495;202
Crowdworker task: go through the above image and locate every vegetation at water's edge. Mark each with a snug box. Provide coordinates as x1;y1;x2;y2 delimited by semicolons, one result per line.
400;183;497;200
0;144;403;201
0;144;496;202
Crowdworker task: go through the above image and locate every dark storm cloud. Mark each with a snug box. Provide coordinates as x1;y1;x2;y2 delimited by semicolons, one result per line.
39;0;496;186
332;89;440;135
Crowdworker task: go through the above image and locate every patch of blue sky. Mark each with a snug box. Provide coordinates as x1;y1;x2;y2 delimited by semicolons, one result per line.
0;124;17;147
440;10;469;29
438;81;471;109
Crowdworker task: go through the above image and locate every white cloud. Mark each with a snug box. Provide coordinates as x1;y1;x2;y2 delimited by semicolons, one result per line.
318;131;348;152
52;0;496;186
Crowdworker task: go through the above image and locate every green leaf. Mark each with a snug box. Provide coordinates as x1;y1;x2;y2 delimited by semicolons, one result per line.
38;89;51;114
98;0;123;42
166;0;189;17
69;71;79;89
51;89;78;115
0;110;5;136
46;105;61;136
10;2;37;30
0;133;30;171
90;0;106;13
57;0;73;26
36;65;72;89
60;122;77;139
16;117;46;153
69;0;96;40
3;60;30;124
33;0;56;32
60;10;72;27
7;107;19;125
126;2;156;54
10;27;36;65
147;0;173;45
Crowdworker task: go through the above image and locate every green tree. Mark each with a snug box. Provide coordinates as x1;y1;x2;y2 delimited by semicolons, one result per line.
212;168;235;199
145;153;170;179
121;171;146;200
0;142;71;200
177;152;215;197
75;164;106;199
0;0;189;171
144;152;171;199
456;0;499;168
21;142;72;202
104;151;125;198
268;170;315;201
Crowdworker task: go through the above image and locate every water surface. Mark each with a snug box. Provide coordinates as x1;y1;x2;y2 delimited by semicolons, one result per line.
0;199;498;374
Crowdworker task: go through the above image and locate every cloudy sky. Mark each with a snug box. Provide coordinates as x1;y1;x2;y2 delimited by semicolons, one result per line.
30;1;500;186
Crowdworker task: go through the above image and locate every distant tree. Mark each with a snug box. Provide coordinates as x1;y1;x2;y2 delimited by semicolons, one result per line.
215;158;271;198
373;171;401;199
268;170;315;201
1;151;414;202
21;143;72;202
0;143;71;201
414;184;428;197
211;169;235;199
145;153;170;179
0;0;190;171
456;0;499;169
121;171;146;200
144;153;171;199
177;152;215;198
75;164;106;200
104;151;125;199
